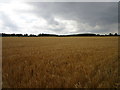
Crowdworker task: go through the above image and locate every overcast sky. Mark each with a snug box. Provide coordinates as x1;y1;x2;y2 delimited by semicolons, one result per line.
0;2;118;35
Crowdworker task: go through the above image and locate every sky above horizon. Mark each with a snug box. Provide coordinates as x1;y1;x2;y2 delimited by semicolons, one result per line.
0;2;118;35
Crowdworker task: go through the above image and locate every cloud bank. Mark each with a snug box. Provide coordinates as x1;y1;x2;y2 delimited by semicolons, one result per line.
0;2;118;35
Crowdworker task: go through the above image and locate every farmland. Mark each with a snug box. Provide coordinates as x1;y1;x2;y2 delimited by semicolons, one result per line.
2;37;119;88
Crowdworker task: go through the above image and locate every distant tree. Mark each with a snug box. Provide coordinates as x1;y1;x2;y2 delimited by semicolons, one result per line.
29;34;36;37
104;34;106;36
16;34;23;37
114;33;118;36
38;34;42;36
24;34;28;37
11;33;16;36
96;34;100;36
109;33;113;36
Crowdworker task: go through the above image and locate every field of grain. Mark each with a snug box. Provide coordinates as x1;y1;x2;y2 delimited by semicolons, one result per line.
2;37;119;88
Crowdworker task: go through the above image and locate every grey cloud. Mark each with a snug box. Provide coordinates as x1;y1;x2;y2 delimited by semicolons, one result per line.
29;2;118;34
0;2;118;34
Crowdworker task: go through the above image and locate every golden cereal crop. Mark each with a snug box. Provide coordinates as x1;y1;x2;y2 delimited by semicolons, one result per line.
2;37;119;88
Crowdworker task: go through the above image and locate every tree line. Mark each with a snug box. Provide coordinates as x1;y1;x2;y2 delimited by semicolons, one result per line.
0;33;119;37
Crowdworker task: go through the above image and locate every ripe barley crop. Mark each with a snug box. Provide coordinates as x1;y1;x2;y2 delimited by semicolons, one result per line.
2;37;119;88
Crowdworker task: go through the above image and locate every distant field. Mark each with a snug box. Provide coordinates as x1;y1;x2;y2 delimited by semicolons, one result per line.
2;37;119;88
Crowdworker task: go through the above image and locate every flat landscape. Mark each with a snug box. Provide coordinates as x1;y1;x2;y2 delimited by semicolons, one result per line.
2;37;119;88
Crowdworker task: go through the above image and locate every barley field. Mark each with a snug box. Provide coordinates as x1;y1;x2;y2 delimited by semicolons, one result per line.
2;37;119;88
